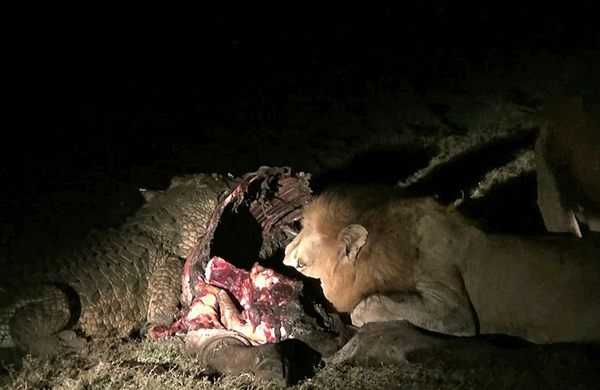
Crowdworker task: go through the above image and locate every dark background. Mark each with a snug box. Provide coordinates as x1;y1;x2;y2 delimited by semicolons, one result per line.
4;3;599;259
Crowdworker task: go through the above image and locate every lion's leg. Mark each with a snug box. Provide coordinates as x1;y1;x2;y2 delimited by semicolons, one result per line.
328;320;452;365
329;320;519;367
351;288;477;337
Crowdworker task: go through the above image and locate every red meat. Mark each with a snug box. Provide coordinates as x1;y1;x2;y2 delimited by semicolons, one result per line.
154;256;303;345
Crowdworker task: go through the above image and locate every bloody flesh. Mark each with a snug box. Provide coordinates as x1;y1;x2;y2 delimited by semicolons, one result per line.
153;256;303;345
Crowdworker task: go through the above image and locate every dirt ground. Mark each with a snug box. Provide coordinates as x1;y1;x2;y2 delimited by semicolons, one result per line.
3;335;599;389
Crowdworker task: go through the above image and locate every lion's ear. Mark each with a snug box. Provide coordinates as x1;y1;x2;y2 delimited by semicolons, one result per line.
337;224;368;264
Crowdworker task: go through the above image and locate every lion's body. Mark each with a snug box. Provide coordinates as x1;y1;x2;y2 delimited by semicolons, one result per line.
283;187;600;344
462;234;600;343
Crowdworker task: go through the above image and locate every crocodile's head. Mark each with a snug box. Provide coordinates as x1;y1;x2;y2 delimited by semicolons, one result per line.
134;174;233;259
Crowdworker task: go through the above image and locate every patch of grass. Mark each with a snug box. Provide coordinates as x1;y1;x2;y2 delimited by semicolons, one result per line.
3;337;600;390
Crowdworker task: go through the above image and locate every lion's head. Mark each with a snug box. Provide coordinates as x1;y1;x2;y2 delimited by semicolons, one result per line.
283;220;368;280
282;186;417;312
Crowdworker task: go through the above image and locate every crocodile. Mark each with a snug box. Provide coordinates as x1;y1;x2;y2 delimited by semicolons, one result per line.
1;167;322;383
0;173;233;357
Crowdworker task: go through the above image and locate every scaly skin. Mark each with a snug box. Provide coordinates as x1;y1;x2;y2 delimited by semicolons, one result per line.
0;174;232;357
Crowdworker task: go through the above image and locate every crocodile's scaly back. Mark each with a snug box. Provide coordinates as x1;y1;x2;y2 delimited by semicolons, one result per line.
1;174;232;355
131;174;233;259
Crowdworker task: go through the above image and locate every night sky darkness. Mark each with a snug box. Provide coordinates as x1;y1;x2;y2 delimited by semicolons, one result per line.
6;4;599;256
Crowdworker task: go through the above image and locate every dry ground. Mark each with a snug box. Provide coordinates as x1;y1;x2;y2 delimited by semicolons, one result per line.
3;335;599;389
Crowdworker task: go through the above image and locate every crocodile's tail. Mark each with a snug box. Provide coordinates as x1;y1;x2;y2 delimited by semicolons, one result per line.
0;283;77;359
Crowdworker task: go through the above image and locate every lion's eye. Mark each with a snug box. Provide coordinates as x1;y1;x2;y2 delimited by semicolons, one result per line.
292;220;302;231
297;259;305;269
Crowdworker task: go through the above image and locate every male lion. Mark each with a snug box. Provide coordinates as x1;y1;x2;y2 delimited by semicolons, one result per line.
283;186;600;344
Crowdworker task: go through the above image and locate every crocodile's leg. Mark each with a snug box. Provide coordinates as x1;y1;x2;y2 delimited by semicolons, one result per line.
10;285;86;357
185;329;287;385
146;256;184;332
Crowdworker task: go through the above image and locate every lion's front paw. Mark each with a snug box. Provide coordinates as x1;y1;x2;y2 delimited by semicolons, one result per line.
351;294;398;327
